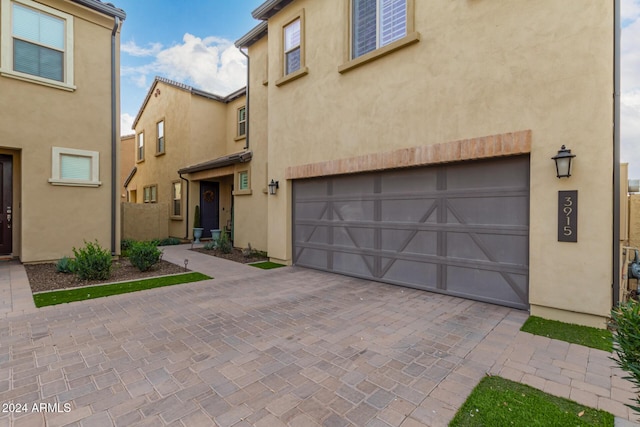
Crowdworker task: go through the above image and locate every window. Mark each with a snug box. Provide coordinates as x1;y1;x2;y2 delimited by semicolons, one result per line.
233;170;251;196
275;10;307;87
49;147;100;187
171;181;181;217
137;132;144;162
156;120;164;154
284;19;301;74
352;0;406;59
0;0;75;89
339;0;418;73
237;107;246;138
143;185;157;203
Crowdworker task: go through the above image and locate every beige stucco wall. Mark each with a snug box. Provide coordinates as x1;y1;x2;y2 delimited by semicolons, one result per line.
257;0;614;326
121;202;168;242
0;0;121;262
120;134;135;201
630;195;640;250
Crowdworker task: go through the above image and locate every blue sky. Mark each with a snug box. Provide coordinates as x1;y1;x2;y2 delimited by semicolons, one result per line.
117;0;640;178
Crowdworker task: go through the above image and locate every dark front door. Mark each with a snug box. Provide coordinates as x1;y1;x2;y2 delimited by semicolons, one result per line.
200;181;219;239
0;155;12;254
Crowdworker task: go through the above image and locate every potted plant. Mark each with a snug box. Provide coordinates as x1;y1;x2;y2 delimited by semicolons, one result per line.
210;228;221;245
193;205;204;243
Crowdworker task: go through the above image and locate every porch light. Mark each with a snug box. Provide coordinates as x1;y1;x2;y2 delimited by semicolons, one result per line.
551;145;576;178
268;179;279;195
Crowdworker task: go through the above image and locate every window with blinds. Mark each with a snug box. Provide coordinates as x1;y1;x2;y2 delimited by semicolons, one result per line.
137;132;144;161
284;19;301;75
12;2;64;82
60;154;90;180
352;0;407;59
237;107;246;137
238;171;249;191
172;181;181;216
49;147;100;187
156;121;164;154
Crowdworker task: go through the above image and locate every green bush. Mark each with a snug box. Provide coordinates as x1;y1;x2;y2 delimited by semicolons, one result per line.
610;300;640;415
157;237;181;246
73;240;112;280
215;231;232;254
120;238;136;257
203;240;217;250
128;241;162;272
56;256;76;274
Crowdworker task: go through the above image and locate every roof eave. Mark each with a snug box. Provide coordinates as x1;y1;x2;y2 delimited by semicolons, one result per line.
71;0;126;19
235;21;268;48
251;0;294;20
178;151;253;175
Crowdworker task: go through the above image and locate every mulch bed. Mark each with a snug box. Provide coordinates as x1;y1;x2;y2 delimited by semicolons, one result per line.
25;259;188;293
191;247;268;264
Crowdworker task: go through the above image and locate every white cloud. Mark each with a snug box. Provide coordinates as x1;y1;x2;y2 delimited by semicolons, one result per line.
120;113;135;136
122;33;247;97
122;40;163;57
622;0;640;23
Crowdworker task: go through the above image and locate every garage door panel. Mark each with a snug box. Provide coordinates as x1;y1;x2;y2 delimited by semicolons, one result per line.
447;197;528;226
293;156;529;310
383;258;439;289
446;266;528;308
334;226;374;249
381;198;438;222
333;252;374;277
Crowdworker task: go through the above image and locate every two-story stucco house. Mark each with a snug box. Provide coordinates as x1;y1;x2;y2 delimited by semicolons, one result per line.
236;0;620;328
124;76;268;250
0;0;125;262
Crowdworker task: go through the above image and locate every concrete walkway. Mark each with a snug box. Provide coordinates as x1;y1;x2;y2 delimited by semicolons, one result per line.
0;244;637;426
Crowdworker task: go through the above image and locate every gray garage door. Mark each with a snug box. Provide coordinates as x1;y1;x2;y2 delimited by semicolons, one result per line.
293;156;530;309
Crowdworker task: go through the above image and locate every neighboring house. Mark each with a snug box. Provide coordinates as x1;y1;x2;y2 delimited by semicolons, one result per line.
124;77;267;249
0;0;125;262
236;0;620;327
120;133;135;202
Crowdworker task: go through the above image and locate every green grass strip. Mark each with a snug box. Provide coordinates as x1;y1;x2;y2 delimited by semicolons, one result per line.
33;272;211;308
450;376;614;427
521;316;612;352
249;261;286;270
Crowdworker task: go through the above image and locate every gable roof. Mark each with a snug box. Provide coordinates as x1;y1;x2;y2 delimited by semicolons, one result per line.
131;76;246;129
71;0;126;19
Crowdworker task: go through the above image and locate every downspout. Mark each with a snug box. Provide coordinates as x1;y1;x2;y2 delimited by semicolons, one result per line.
111;17;120;255
179;173;190;240
613;0;621;305
239;48;250;150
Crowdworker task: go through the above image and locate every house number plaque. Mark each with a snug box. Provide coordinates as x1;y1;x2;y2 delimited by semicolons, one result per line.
558;190;577;242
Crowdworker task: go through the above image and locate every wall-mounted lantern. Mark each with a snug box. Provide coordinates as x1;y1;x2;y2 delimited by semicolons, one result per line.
551;145;576;178
268;179;279;195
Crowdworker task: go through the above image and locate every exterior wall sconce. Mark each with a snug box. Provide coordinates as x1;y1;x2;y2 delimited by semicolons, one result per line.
551;145;576;178
268;179;279;195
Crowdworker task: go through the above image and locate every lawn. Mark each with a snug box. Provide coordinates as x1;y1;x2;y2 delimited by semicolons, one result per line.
33;272;211;307
521;316;613;352
450;376;614;426
249;261;286;269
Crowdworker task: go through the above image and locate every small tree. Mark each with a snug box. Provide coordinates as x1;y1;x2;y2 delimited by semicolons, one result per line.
611;300;640;416
193;205;201;228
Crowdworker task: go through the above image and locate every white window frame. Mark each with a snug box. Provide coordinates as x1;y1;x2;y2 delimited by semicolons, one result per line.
137;132;144;162
275;9;308;87
284;18;301;75
143;184;157;203
171;181;181;218
237;106;246;138
49;147;100;187
233;169;252;196
156;120;165;155
0;0;75;91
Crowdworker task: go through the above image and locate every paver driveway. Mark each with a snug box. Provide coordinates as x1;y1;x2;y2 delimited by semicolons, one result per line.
0;255;635;426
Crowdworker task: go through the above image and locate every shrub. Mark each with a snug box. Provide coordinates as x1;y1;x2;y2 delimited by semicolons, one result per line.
120;238;136;257
215;231;232;254
128;241;162;272
203;240;217;250
73;240;112;280
56;256;76;274
610;300;640;415
157;237;181;246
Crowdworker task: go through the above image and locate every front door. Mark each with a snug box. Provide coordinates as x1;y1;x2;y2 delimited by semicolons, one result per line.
0;155;12;254
200;181;219;239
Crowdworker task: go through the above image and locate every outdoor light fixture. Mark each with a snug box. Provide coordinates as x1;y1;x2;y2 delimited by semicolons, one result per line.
268;179;279;195
551;145;576;178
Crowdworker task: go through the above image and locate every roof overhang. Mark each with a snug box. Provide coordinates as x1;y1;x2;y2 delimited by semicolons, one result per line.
236;21;268;48
178;151;253;175
72;0;126;19
252;0;294;20
123;166;137;188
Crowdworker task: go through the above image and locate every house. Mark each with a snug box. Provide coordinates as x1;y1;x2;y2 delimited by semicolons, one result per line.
120;133;135;202
123;76;268;250
236;0;620;327
0;0;125;262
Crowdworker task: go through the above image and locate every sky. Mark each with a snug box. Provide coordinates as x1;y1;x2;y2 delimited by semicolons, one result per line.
117;0;640;179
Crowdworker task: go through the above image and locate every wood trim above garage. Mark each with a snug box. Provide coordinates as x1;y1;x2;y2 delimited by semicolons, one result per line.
286;130;532;180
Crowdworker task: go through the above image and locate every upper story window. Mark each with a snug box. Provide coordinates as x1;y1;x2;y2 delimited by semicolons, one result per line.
0;0;75;90
237;106;246;138
137;132;144;162
352;0;406;59
284;19;301;74
156;120;165;154
275;10;308;87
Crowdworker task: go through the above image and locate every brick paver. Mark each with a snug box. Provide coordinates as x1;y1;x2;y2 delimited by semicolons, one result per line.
0;245;637;426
